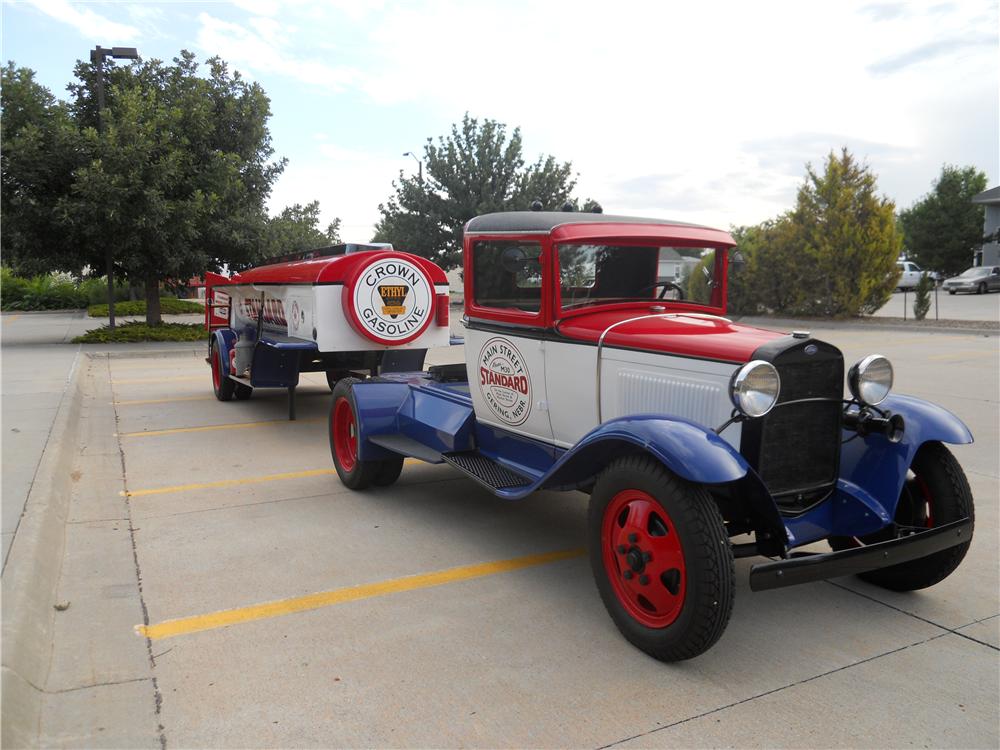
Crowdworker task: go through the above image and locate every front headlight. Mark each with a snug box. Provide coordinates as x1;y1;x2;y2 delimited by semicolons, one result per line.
730;360;780;417
848;354;893;406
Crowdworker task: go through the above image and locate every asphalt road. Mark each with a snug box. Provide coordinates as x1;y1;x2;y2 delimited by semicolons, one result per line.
872;287;1000;321
4;313;998;748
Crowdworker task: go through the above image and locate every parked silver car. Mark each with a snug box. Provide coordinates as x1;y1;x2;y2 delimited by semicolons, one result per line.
942;266;1000;295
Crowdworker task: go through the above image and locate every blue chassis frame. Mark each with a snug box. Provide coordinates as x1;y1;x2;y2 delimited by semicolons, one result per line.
347;372;973;552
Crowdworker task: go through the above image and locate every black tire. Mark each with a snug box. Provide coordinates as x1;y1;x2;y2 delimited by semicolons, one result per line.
977;282;987;295
329;377;404;490
588;455;735;662
234;382;253;400
830;442;973;591
948;290;956;295
326;370;342;392
210;341;235;402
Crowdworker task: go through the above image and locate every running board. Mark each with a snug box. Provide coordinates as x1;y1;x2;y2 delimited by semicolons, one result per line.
441;451;532;490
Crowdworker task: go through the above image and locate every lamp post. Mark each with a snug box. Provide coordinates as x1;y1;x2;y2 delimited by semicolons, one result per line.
402;151;422;182
90;45;139;330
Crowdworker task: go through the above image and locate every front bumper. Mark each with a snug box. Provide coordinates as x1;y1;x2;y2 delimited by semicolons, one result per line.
748;518;972;591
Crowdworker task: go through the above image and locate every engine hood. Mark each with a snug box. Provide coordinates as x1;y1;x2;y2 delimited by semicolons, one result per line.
556;309;786;363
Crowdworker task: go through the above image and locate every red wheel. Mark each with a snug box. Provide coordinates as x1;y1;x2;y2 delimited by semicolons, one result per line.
329;377;404;490
601;489;686;628
332;396;358;472
589;455;734;662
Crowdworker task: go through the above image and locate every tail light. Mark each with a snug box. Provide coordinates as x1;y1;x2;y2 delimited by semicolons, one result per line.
435;294;450;327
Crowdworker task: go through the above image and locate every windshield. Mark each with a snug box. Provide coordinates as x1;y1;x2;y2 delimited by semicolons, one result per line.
558;244;721;310
958;267;987;277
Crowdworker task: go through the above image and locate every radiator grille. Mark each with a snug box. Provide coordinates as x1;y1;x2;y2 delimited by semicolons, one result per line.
743;341;844;511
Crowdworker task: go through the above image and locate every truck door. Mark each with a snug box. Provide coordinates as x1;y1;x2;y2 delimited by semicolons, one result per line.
463;238;554;444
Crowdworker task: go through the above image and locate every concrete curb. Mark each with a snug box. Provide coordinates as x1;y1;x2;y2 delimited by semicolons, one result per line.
733;315;1000;337
1;352;84;749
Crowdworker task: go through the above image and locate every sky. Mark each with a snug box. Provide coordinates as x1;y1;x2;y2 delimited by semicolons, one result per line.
2;0;997;242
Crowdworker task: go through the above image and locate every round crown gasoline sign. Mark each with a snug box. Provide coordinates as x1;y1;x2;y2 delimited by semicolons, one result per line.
345;255;434;345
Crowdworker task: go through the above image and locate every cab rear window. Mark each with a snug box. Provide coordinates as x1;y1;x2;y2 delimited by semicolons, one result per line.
472;240;543;312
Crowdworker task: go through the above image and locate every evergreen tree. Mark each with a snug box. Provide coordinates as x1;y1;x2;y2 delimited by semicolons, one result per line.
913;272;932;320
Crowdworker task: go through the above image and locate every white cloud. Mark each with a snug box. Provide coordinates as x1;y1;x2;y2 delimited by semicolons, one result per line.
216;0;998;236
195;12;362;90
28;0;140;42
268;144;404;242
231;0;282;17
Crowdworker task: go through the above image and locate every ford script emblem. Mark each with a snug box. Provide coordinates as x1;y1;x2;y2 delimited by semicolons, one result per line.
804;344;818;355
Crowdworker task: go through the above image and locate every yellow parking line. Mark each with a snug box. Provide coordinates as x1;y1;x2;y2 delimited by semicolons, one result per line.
2;315;20;324
137;547;586;640
123;460;420;497
113;375;204;385
114;395;216;406
119;417;323;438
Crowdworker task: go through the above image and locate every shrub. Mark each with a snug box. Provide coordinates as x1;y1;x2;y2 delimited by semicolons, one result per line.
78;277;131;305
88;298;203;317
913;273;932;320
0;267;86;310
72;321;205;343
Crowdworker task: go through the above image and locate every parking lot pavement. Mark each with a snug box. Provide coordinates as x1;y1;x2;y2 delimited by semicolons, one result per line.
21;326;1000;747
873;288;1000;321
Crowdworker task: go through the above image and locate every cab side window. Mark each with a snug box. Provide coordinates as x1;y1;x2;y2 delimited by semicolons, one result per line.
472;240;544;312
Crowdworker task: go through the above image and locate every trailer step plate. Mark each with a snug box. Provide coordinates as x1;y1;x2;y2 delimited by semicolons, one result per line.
441;452;531;490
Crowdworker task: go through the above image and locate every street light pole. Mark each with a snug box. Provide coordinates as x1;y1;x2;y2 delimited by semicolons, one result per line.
90;45;139;330
402;151;422;182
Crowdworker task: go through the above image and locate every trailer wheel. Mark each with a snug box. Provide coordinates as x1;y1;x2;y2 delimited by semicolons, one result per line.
589;455;735;662
329;377;404;490
829;442;973;591
210;340;235;401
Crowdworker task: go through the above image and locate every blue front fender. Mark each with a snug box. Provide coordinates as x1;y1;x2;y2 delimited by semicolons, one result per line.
839;393;973;521
541;415;750;489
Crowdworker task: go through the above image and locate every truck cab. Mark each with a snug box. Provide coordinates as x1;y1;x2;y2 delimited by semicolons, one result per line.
330;211;975;662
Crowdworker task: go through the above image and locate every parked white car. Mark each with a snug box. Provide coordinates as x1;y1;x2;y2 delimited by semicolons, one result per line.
896;260;938;290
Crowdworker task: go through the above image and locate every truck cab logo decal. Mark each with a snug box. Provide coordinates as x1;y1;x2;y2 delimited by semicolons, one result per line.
478;337;531;426
347;256;433;345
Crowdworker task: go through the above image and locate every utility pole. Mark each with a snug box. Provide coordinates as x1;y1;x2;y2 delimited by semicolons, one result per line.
403;151;423;182
90;45;139;329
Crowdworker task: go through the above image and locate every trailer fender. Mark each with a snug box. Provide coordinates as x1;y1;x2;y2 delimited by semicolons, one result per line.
840;393;973;518
209;329;237;377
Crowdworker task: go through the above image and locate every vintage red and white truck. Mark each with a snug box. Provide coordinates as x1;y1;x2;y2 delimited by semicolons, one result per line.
328;211;975;661
204;243;452;418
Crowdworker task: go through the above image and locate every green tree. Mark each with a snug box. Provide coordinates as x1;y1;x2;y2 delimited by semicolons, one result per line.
913;272;932;320
2;53;287;325
1;64;90;275
727;219;803;315
373;114;584;269
899;165;988;276
787;148;900;316
261;201;342;258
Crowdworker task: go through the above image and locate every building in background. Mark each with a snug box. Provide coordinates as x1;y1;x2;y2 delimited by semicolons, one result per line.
972;186;1000;267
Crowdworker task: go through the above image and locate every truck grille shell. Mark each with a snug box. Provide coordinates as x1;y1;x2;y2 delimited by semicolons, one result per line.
741;339;844;513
